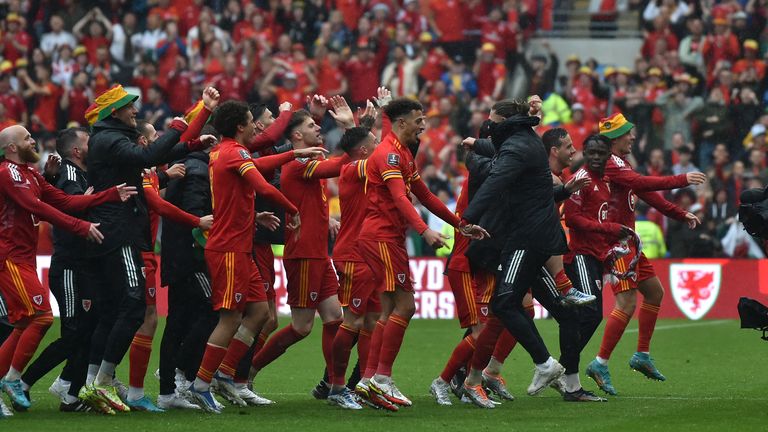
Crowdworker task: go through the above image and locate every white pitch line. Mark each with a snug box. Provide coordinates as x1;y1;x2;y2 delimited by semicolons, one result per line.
621;396;768;401
624;319;730;334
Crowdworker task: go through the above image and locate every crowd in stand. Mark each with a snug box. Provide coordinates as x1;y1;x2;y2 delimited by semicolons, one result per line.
1;0;766;258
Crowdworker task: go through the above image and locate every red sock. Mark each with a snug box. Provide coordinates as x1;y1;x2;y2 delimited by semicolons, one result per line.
598;308;631;360
440;336;476;382
471;317;504;371
376;314;410;377
363;321;385;379
11;314;53;374
322;320;342;381
197;343;228;383
554;269;573;294
129;333;153;388
357;328;372;379
491;330;517;363
253;332;268;356
251;325;305;371
218;337;251;378
637;302;660;353
0;328;23;376
331;324;358;386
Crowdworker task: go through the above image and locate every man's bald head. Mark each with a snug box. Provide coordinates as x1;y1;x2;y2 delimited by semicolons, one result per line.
0;125;39;163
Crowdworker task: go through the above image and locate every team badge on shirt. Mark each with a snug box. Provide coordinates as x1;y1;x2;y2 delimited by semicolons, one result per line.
387;153;400;166
148;288;156;298
32;295;43;305
239;149;251;160
310;292;318;301
397;273;406;284
352;298;362;308
82;299;92;311
235;293;243;303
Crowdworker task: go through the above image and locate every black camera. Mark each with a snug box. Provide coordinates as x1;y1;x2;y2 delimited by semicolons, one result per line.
738;187;768;239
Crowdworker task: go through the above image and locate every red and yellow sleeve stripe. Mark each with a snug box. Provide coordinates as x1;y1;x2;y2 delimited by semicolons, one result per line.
303;160;320;179
238;161;256;176
410;172;421;182
357;159;368;180
142;177;153;189
381;169;403;181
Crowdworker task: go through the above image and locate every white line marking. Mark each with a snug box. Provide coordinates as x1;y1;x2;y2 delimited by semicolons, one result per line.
624;320;730;334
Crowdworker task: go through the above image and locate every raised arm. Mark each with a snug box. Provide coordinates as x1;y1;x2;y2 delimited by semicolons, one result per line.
605;156;689;191
37;170;121;212
0;171;90;237
143;177;200;227
238;160;298;215
384;173;429;235
109;122;186;168
248;108;292;152
301;154;352;179
637;190;688;221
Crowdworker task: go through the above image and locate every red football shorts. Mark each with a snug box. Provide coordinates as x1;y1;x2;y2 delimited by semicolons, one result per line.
205;250;266;312
0;258;50;323
473;270;497;323
141;251;158;306
446;269;480;328
608;252;656;294
357;239;412;293
253;243;275;301
284;258;339;309
335;260;381;315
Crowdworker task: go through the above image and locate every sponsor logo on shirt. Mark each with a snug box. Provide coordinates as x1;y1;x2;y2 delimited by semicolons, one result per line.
387;153;400;166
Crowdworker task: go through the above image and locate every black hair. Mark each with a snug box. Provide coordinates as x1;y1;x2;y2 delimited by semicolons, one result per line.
213;100;251;139
135;119;153;138
678;146;692;155
491;99;529;119
200;124;220;140
542;128;569;149
339;127;371;155
250;103;268;122
383;98;423;122
56;127;89;158
285;109;312;140
583;134;611;151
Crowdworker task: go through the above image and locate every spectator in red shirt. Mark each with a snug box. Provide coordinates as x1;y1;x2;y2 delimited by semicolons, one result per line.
166;56;194;115
419;42;449;85
733;39;766;81
212;53;247;102
73;8;113;66
473;43;507;103
480;8;517;59
641;15;679;59
396;0;430;40
60;71;93;125
563;103;593;151
427;0;466;45
20;65;63;133
178;0;204;36
0;71;28;126
342;43;380;107
316;48;347;97
156;20;187;87
1;13;31;64
702;15;740;81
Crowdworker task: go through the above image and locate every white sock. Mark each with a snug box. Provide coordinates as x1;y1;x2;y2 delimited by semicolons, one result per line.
21;379;30;391
535;356;555;371
63;393;78;404
564;373;581;393
217;371;233;380
596;356;608;365
372;374;390;384
127;386;144;401
193;377;210;392
5;367;21;381
86;364;99;386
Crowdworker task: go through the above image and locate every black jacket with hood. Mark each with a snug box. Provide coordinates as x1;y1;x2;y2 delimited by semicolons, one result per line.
86;116;188;256
462;114;568;272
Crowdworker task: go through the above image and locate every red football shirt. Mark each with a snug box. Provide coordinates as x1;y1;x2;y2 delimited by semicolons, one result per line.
0;93;27;122
563;168;618;262
0;160;117;264
333;159;368;262
360;132;427;243
206;138;297;253
604;155;689;229
446;177;470;272
280;154;350;260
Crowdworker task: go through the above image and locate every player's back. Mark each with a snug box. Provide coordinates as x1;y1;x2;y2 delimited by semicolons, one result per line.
360;133;418;243
334;160;367;261
206;139;256;254
280;158;330;259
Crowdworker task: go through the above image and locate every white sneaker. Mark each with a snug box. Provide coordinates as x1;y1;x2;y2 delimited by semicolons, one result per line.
157;393;201;410
0;397;13;417
210;374;246;407
327;388;363;410
527;359;565;396
48;376;71;402
429;378;453;406
174;369;189;391
237;384;274;406
370;376;412;406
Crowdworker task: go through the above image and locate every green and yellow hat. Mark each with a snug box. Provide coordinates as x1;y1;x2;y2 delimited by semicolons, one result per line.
599;113;634;139
94;85;139;121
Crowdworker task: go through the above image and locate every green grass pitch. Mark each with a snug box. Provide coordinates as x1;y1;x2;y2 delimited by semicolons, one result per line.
2;317;765;431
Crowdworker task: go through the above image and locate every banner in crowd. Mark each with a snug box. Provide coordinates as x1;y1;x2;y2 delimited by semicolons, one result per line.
35;257;767;320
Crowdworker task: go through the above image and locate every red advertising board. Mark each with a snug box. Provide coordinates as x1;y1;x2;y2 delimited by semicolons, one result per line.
33;257;767;321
